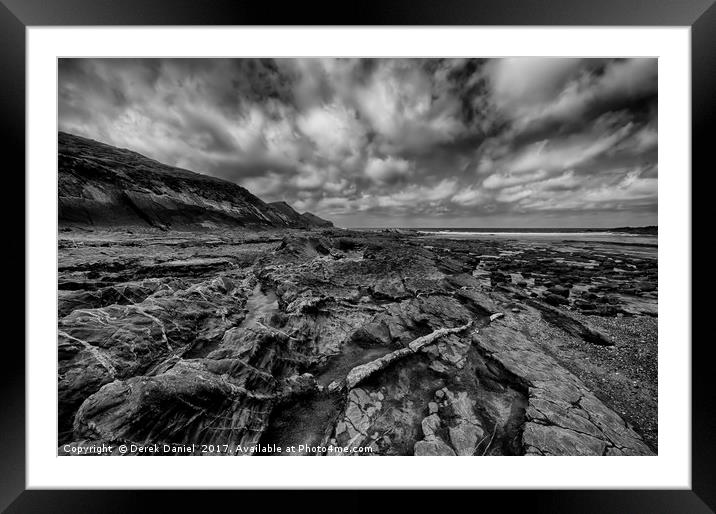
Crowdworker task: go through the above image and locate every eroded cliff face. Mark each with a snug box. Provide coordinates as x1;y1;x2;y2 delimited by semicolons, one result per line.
58;132;329;230
58;229;656;456
268;202;334;229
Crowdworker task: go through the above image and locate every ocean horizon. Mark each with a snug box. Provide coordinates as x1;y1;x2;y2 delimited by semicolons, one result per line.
349;226;658;246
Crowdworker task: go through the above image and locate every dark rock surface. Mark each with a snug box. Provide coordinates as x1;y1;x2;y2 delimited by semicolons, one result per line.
58;227;657;455
59;132;330;230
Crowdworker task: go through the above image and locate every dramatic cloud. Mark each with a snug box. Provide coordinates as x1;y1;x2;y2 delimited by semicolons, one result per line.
59;58;657;227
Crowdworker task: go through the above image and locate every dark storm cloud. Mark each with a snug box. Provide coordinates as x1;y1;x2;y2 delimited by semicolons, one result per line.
59;57;657;228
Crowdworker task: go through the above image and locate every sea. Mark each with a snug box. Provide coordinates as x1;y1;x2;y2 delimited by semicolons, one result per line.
405;228;658;246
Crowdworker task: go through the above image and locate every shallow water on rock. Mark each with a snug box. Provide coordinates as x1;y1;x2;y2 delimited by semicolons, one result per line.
183;281;279;359
242;282;279;328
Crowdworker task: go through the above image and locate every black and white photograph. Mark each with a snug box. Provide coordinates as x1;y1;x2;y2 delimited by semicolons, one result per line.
57;57;658;457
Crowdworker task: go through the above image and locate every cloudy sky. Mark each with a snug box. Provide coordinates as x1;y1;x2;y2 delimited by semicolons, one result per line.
59;58;657;228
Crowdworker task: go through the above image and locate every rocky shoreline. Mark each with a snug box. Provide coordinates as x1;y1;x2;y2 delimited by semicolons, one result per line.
58;227;657;456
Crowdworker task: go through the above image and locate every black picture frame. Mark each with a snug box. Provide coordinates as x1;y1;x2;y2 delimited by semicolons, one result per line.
2;0;712;511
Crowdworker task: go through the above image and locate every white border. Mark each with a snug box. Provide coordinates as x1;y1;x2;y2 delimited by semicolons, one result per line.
27;27;691;489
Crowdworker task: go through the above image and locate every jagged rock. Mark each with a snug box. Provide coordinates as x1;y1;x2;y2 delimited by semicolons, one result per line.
421;414;441;439
414;439;456;456
274;236;331;261
351;321;392;347
58;278;179;317
372;276;409;300
433;335;470;368
543;293;569;307
414;411;456;456
449;423;483;456
57;274;247;442
58;217;657;456
73;360;274;453
528;301;613;346
474;313;652;455
547;285;570;298
429;360;450;374
441;389;486;455
285;293;325;315
334;388;383;449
